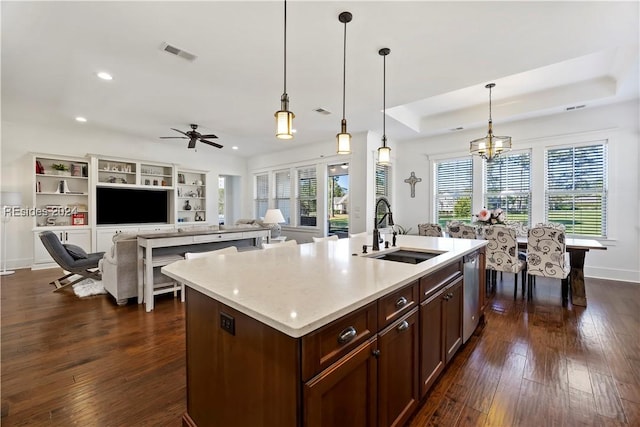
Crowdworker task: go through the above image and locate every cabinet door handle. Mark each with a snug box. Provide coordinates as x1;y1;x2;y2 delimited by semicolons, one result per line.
443;295;450;301
337;326;357;344
397;320;409;332
395;296;408;309
372;349;380;358
447;292;454;298
59;232;63;241
65;232;68;241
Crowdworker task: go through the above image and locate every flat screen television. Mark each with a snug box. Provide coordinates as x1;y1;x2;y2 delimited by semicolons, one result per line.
96;187;169;225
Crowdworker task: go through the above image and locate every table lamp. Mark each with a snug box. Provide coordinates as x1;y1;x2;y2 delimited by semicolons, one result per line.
263;209;286;239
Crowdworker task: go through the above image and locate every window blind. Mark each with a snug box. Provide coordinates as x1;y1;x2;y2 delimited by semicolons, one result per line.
297;167;317;226
435;158;472;226
545;143;607;237
485;151;531;225
375;164;391;198
255;173;269;220
275;170;291;225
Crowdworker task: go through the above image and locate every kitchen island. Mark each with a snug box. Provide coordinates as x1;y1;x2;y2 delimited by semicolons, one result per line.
162;235;487;427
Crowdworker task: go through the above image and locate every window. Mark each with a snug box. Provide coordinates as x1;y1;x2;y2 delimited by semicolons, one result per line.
275;170;291;225
297;166;317;226
218;176;225;225
484;151;531;225
435;158;473;227
375;163;392;228
545;142;607;237
255;173;269;220
375;163;391;198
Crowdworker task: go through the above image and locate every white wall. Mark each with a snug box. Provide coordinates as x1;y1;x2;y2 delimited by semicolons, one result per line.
1;119;248;269
394;100;640;282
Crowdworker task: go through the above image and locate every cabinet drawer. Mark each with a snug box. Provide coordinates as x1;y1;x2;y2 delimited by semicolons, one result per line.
302;302;377;381
420;260;462;301
378;280;418;328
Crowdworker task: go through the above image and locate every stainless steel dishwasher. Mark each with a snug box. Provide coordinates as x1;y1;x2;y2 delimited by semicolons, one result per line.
462;251;480;343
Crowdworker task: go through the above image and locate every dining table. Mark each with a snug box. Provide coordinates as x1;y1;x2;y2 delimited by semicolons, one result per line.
516;236;606;306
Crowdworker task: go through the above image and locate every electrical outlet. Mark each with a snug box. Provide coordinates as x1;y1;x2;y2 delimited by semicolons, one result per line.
220;312;235;335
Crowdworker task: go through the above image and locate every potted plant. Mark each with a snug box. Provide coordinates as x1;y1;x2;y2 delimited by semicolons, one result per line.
51;163;70;176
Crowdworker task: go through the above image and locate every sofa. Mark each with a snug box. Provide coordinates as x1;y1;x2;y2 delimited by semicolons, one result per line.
99;223;267;305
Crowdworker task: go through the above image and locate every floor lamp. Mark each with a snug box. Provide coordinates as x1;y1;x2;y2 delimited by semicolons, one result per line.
1;191;23;276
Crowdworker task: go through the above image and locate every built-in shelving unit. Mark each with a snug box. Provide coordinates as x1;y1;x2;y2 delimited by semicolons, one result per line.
176;169;207;224
32;153;92;268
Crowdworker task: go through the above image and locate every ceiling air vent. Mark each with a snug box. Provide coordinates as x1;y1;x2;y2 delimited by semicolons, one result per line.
160;42;197;62
313;108;332;115
566;104;586;111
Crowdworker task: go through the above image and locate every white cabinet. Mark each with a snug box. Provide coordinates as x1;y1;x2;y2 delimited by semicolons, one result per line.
33;228;92;268
176;169;207;224
92;156;174;188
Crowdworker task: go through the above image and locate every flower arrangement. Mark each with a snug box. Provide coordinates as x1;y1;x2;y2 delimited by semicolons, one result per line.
474;208;506;226
51;163;69;171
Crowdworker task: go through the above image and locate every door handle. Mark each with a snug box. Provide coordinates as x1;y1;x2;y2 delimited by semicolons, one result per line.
397;320;409;332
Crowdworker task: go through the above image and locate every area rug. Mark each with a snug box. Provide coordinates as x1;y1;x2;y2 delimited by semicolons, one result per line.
72;279;107;297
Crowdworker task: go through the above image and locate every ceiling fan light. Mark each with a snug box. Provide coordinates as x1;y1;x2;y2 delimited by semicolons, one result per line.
337;119;351;154
378;145;391;165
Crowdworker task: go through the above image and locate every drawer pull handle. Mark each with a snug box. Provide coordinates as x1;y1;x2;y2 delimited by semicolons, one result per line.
397;320;409;332
337;326;357;344
395;296;408;308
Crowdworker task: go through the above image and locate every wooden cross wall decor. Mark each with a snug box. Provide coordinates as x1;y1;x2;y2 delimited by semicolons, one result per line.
404;171;422;198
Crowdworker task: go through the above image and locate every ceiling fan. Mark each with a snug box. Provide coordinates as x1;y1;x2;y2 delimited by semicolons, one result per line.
160;124;222;149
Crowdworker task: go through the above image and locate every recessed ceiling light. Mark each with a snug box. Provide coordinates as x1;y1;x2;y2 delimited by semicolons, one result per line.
231;146;239;150
97;72;113;81
75;117;87;122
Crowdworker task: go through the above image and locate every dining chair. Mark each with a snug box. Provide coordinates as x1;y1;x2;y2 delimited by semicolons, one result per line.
483;225;527;299
182;246;239;302
262;239;298;250
535;222;566;231
447;222;477;239
312;235;339;242
418;223;443;237
503;220;529;238
526;225;571;304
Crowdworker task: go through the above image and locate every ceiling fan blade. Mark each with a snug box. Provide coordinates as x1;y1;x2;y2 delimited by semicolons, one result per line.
159;136;188;139
171;128;190;137
188;138;197;149
200;139;223;149
199;134;218;139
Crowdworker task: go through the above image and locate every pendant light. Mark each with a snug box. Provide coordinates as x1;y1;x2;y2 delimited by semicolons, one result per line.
275;0;294;139
336;11;353;154
469;83;512;161
377;48;391;165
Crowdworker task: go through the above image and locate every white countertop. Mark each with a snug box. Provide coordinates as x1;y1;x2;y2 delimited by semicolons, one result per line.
161;234;487;338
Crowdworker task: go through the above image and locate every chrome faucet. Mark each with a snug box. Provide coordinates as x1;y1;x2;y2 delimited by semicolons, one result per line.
373;197;394;251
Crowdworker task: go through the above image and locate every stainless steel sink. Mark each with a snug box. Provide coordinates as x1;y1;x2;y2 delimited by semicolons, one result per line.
369;249;444;264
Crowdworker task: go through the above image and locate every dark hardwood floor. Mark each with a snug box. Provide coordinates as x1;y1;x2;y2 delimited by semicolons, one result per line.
1;268;639;426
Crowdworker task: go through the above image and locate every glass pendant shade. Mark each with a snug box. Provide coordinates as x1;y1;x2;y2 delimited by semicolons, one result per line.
336;119;351;154
378;144;391;165
275;97;294;140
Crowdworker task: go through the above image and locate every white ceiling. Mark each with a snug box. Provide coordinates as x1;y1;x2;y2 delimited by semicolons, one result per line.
2;1;638;157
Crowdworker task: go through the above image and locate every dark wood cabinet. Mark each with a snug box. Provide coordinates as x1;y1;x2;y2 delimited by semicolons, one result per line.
444;277;463;363
377;308;419;427
419;274;463;397
419;287;445;397
303;338;378;427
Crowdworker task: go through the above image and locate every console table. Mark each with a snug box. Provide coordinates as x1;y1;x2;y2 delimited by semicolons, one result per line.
137;228;269;312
